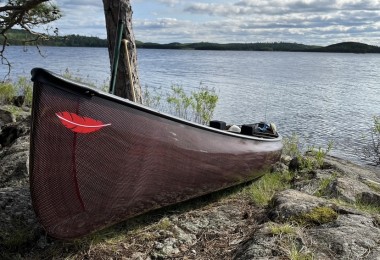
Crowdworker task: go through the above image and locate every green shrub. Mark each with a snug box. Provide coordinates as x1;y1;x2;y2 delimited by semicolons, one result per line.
283;134;303;158
62;68;101;89
0;76;33;106
191;85;218;125
166;84;194;120
15;76;33;106
0;81;17;104
142;85;163;110
304;141;333;169
314;172;338;197
144;84;218;125
283;134;333;172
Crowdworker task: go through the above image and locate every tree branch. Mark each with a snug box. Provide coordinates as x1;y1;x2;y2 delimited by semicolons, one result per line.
0;0;49;12
0;0;61;79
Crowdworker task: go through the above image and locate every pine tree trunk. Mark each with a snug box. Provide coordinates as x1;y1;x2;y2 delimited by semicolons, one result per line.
102;0;142;103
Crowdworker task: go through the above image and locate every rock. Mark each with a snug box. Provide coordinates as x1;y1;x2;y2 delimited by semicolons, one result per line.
233;222;286;259
280;155;292;165
172;225;196;246
237;187;380;259
36;236;49;249
130;252;147;260
270;161;288;174
268;189;334;222
324;156;380;182
161;237;180;255
0;122;28;147
0;135;30;188
0;108;16;126
0;110;30;147
179;216;209;234
12;96;25;107
289;157;301;172
15;112;31;123
236;211;380;260
325;177;377;203
307;214;380;259
293;168;338;196
359;192;380;207
0;186;41;250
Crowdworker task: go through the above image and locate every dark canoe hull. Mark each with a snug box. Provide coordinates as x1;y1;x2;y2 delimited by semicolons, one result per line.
29;68;283;239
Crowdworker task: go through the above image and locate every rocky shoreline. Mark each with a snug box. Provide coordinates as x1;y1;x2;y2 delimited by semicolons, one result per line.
1;106;380;259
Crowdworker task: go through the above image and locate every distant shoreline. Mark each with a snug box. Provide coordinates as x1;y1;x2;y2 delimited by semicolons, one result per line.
136;42;380;54
7;42;380;54
4;29;380;54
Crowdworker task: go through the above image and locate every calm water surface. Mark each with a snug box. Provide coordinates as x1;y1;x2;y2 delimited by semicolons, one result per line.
2;46;380;164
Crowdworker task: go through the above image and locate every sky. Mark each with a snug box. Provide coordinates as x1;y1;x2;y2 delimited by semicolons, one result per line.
49;0;380;46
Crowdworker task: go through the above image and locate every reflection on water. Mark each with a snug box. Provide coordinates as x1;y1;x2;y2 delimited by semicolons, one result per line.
2;46;380;164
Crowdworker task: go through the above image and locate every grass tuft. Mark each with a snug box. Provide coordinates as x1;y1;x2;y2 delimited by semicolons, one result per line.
155;217;172;231
288;242;314;260
268;222;297;236
295;207;338;225
353;201;380;215
245;171;293;206
331;198;380;215
314;173;338;197
363;180;380;193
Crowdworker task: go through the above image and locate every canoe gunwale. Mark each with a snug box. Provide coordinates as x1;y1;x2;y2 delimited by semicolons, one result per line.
31;68;282;143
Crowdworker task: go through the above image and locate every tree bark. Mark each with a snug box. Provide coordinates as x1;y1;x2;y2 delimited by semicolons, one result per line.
102;0;142;103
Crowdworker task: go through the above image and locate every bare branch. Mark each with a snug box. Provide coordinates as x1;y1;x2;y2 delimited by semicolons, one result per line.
0;0;61;78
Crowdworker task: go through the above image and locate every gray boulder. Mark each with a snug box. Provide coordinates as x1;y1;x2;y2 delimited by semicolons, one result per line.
324;156;380;182
307;214;380;259
268;189;334;222
0;108;16;127
325;177;380;204
0;135;30;188
0;186;41;250
236;188;380;260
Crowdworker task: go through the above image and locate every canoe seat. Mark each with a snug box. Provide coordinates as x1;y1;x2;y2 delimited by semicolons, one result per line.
209;120;227;130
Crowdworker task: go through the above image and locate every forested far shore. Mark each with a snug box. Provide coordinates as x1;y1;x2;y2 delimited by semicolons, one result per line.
138;41;380;53
2;29;108;47
3;29;380;53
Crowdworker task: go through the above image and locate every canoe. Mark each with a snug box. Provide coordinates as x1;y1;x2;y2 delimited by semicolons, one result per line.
29;68;283;239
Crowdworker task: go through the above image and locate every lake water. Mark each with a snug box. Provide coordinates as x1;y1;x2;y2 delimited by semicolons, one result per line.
2;46;380;165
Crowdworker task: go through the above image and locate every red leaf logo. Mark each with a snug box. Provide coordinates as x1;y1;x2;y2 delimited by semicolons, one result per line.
56;112;111;134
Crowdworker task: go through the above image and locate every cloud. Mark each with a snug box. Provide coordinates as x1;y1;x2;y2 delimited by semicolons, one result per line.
185;0;380;16
43;0;380;45
175;0;380;45
158;0;181;7
135;18;188;30
184;3;252;16
47;0;106;37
